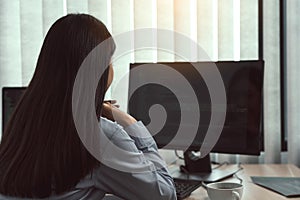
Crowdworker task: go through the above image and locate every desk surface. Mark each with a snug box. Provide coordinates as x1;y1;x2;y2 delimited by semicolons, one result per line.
185;164;300;200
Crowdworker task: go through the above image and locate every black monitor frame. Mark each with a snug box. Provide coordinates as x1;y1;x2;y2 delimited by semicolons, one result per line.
128;61;264;180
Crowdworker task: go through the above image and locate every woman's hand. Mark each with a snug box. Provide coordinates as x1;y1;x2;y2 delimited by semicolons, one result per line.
103;100;119;108
102;100;137;127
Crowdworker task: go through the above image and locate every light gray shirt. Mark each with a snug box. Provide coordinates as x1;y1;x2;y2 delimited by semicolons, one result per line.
0;118;177;200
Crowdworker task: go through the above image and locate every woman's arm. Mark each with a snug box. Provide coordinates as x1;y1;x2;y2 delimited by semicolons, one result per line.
94;104;176;200
101;102;136;127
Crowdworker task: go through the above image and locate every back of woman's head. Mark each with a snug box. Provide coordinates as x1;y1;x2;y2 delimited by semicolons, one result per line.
0;14;115;198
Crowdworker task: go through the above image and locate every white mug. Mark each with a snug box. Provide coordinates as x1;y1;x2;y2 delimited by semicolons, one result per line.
206;182;243;200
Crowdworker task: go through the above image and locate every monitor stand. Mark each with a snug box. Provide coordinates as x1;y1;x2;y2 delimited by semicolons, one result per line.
170;151;239;182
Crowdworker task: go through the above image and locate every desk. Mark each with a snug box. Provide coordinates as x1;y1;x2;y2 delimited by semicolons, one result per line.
185;164;300;200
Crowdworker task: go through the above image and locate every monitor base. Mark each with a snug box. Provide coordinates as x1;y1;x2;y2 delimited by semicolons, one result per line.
170;152;239;182
170;166;239;182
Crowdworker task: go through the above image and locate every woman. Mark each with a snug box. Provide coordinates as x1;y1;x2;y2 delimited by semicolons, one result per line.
0;14;176;200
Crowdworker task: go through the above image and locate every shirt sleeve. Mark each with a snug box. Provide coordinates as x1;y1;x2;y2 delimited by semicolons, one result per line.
92;121;177;200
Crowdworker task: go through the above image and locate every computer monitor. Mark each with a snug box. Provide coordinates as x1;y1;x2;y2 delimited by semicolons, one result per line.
2;87;26;134
128;61;264;181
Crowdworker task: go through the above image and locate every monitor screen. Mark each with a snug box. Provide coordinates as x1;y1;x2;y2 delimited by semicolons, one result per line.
128;61;264;155
2;87;26;133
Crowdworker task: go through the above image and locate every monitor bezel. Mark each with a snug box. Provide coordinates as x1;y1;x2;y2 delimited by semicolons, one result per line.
2;86;26;134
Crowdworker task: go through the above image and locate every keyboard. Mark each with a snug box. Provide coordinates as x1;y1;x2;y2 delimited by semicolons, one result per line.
174;179;202;199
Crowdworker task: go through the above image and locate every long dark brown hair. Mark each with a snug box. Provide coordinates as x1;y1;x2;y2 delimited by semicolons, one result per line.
0;14;115;198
